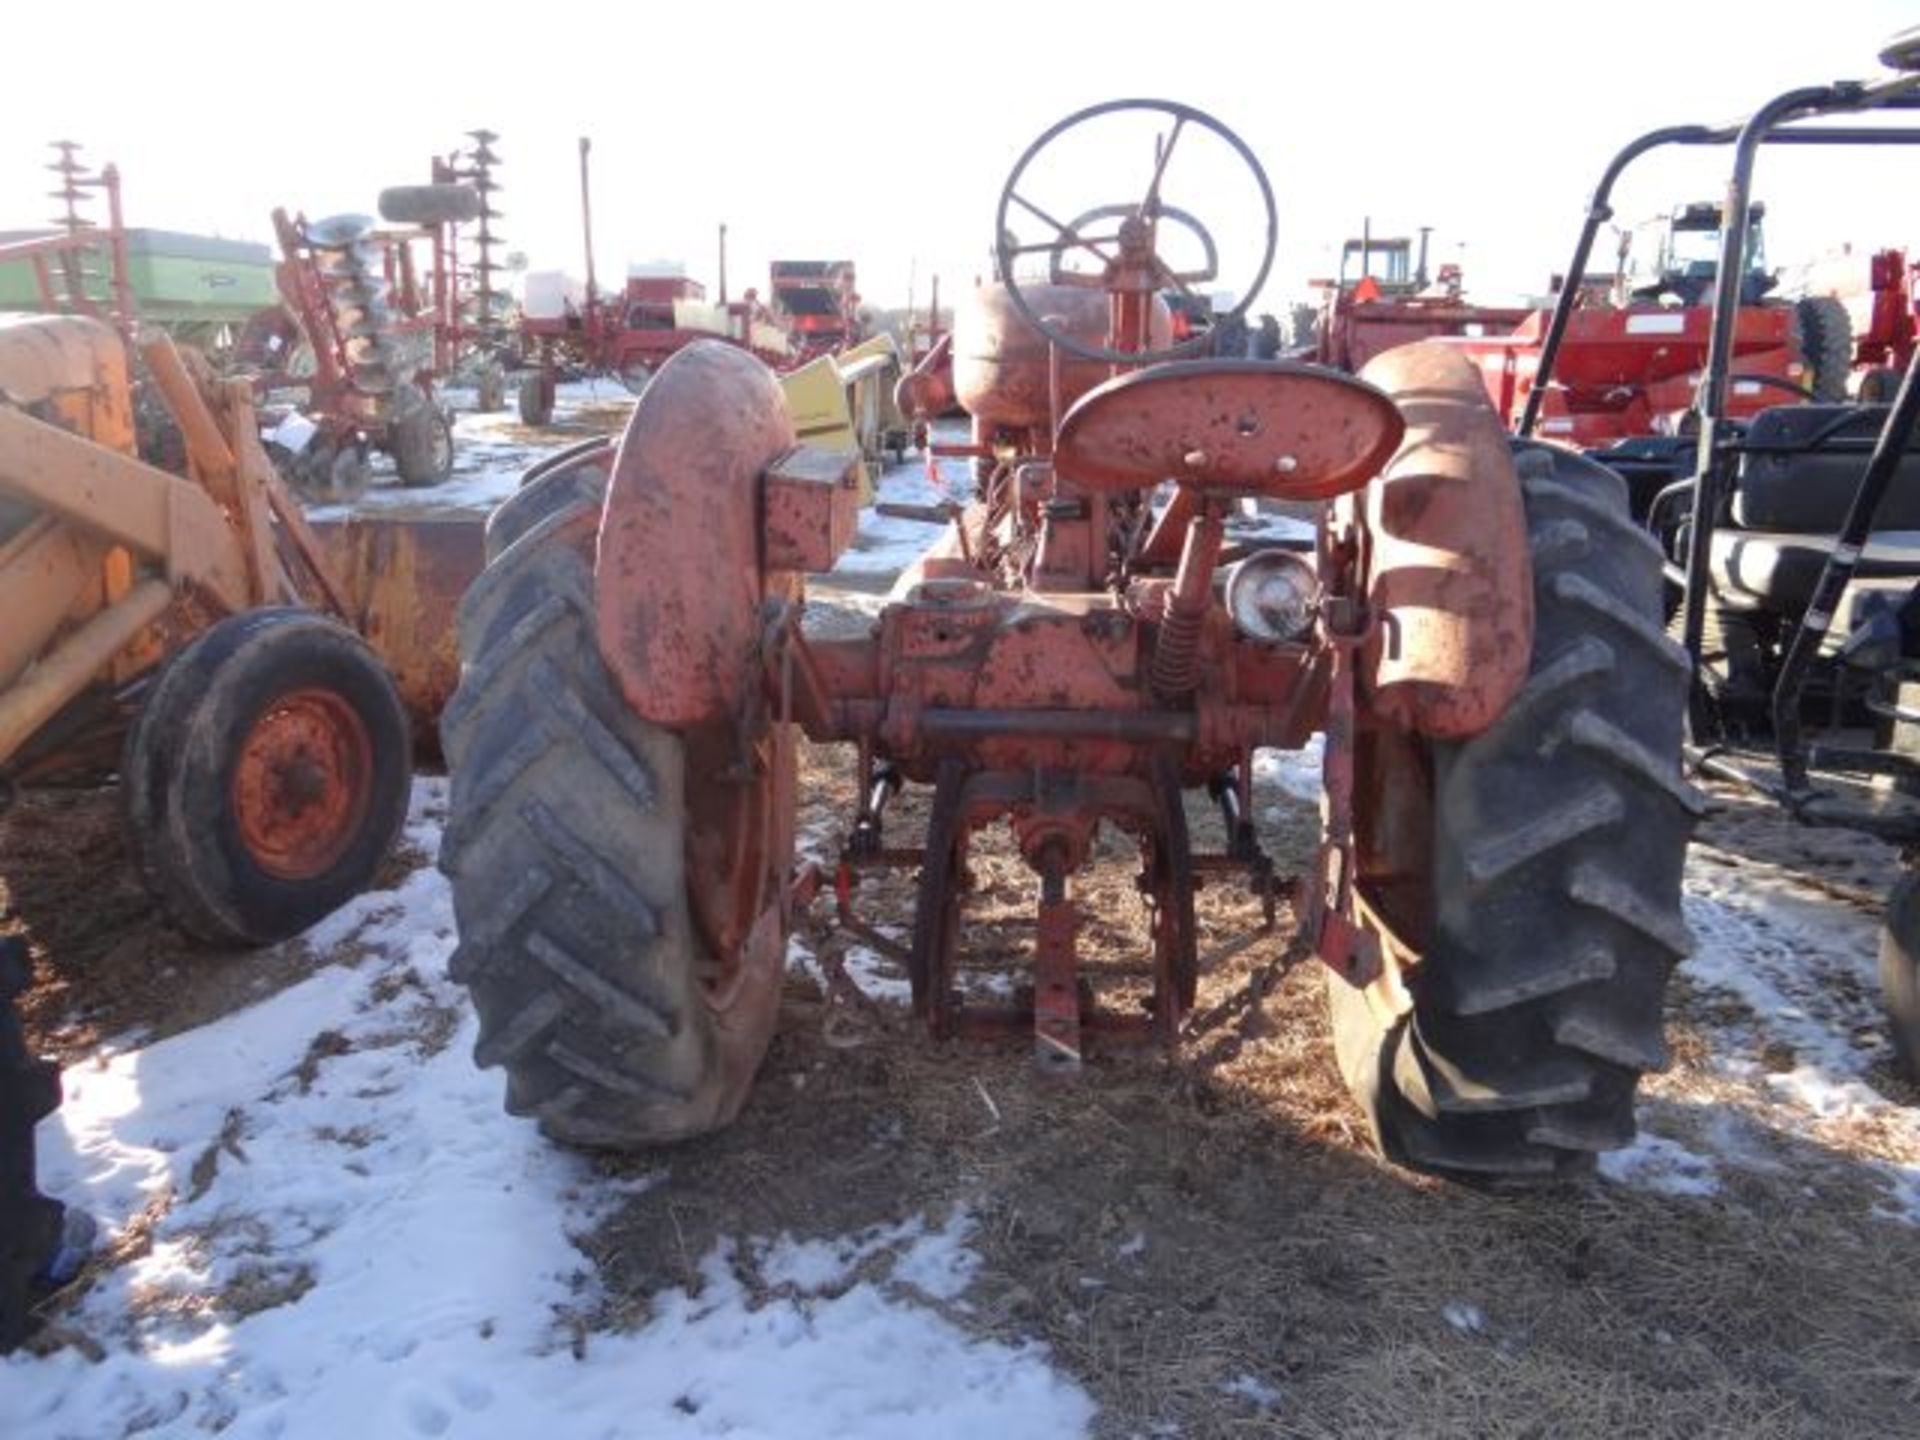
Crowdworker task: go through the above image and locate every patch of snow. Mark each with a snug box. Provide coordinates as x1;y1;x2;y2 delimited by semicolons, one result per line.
2;782;1093;1440
1221;1373;1284;1411
1679;844;1920;1222
842;945;914;1005
1253;736;1323;807
1597;1131;1722;1198
1441;1300;1486;1336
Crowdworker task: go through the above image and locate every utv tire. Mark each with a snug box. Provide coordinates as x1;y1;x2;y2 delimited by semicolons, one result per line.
123;610;413;947
0;936;63;1355
1330;442;1700;1179
1879;872;1920;1079
1795;295;1854;404
438;491;787;1148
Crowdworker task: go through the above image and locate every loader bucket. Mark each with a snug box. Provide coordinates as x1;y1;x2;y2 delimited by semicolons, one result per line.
307;510;487;752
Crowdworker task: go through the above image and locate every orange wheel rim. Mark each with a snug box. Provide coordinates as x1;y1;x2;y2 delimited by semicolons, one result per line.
231;688;374;881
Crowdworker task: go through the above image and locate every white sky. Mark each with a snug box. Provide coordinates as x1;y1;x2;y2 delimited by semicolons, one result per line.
4;1;1916;315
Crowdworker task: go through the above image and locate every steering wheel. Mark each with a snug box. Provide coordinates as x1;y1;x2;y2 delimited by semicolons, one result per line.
993;98;1278;366
1046;203;1219;289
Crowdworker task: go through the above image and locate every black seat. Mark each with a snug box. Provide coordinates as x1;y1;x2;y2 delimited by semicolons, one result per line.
1711;404;1920;610
1731;404;1920;531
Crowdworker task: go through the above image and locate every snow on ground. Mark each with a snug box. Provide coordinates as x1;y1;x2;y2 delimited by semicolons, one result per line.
1596;1130;1723;1198
305;380;632;522
830;425;975;582
1674;839;1920;1220
1252;736;1324;809
0;783;1093;1440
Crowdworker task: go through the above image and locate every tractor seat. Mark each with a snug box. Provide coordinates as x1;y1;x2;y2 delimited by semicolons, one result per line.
1730;404;1920;532
1710;528;1920;611
1709;404;1920;611
1052;359;1404;502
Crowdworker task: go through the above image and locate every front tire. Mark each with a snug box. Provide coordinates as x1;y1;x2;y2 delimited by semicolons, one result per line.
438;488;790;1148
123;610;413;946
1332;443;1700;1179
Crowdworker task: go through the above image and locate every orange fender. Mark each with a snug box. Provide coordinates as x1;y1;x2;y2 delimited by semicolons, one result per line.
595;341;795;728
1352;342;1533;738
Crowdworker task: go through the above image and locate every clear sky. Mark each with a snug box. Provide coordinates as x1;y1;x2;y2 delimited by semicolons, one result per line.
4;1;1916;316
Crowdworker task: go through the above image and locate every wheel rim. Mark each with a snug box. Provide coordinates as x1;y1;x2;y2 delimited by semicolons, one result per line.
231;688;375;881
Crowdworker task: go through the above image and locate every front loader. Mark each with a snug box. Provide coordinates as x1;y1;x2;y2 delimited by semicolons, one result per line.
439;100;1696;1178
0;221;434;947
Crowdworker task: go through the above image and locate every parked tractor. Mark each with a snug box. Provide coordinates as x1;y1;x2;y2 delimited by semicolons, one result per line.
1449;199;1851;459
0;217;453;946
438;99;1695;1179
1304;224;1529;374
1513;35;1920;1076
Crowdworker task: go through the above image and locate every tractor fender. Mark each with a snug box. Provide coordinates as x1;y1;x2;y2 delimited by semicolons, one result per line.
595;341;796;728
1351;342;1533;738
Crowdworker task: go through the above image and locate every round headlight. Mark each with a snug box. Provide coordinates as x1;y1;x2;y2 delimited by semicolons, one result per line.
1225;549;1318;644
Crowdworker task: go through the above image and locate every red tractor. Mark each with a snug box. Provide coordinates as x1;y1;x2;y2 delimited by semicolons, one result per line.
1306;226;1530;374
437;101;1695;1180
1448;200;1849;449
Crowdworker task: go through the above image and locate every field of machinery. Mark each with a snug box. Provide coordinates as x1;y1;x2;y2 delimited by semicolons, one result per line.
248;131;510;501
0;212;481;947
437;99;1696;1180
513;139;793;427
0;144;280;359
1511;36;1920;1075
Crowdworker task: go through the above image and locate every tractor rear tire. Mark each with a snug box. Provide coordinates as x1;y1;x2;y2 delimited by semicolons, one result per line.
484;439;613;563
123;609;413;947
1795;295;1854;403
1330;442;1699;1180
437;493;786;1148
1879;872;1920;1079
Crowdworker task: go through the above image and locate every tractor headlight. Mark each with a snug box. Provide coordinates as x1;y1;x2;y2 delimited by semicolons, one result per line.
1225;549;1319;644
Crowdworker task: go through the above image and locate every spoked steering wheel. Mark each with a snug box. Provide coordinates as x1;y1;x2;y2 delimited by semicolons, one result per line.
994;98;1278;366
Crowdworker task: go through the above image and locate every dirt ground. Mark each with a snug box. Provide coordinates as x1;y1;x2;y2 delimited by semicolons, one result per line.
9;728;1920;1435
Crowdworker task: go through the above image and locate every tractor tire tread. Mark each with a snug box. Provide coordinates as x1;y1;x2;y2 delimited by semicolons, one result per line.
1342;440;1696;1180
439;515;766;1148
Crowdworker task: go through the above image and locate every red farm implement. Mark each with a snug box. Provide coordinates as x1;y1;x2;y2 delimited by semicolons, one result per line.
512;139;792;427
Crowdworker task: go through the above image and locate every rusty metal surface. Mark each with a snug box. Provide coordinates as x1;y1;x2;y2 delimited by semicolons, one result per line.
231;686;373;880
596;341;796;728
1355;342;1533;738
1053;360;1405;499
763;444;862;573
310;511;485;742
950;282;1170;430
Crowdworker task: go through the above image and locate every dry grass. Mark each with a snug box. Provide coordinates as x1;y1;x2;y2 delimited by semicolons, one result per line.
568;742;1920;1439
12;733;1920;1435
